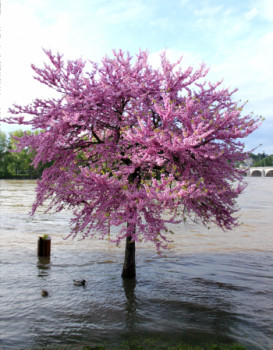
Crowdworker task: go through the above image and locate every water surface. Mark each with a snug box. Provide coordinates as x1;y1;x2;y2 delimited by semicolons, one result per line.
0;179;273;349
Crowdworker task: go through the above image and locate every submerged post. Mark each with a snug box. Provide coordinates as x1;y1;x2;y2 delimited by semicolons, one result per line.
37;236;51;257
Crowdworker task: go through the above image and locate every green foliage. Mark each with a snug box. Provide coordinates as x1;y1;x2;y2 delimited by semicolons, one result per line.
250;152;273;166
0;130;9;177
253;156;273;167
0;130;7;154
0;129;45;179
243;153;273;167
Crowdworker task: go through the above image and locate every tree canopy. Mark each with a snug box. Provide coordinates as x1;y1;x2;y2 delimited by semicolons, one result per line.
1;49;261;262
0;129;45;179
251;153;273;167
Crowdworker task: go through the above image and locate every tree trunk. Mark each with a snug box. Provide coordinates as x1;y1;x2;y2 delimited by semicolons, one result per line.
122;234;136;279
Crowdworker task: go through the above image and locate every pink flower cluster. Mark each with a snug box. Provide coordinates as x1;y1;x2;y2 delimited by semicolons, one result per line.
2;49;261;252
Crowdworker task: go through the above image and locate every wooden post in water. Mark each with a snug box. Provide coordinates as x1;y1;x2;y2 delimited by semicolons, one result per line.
37;236;51;257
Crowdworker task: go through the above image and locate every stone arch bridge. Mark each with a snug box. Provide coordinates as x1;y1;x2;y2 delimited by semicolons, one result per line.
246;166;273;177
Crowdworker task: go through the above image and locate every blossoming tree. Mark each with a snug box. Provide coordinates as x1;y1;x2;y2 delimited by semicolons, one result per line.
2;49;260;278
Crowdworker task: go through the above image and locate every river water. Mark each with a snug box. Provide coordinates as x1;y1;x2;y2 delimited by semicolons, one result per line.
0;178;273;349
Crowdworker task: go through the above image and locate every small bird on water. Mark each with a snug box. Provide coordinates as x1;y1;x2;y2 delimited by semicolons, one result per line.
41;289;48;297
73;279;86;286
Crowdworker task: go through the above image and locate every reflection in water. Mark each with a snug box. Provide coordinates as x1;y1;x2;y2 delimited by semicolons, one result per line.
0;179;273;349
37;256;51;278
123;278;137;332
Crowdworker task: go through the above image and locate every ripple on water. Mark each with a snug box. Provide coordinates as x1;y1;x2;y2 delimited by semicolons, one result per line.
1;179;273;349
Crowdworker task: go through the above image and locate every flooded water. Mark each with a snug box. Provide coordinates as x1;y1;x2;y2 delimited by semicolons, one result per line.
0;178;273;349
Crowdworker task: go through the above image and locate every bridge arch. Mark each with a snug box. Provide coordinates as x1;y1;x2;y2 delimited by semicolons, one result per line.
246;166;273;177
266;170;273;177
251;170;262;177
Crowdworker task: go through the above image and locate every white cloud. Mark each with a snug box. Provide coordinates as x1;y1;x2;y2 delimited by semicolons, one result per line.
180;0;189;7
256;0;273;21
149;48;203;71
95;0;149;25
150;35;273;152
209;31;273;101
1;0;272;152
244;7;258;21
1;0;151;129
1;0;105;123
2;2;75;106
243;0;273;21
206;29;273;151
193;5;223;17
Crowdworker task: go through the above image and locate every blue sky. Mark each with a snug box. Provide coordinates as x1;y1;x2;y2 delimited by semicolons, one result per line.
1;0;273;153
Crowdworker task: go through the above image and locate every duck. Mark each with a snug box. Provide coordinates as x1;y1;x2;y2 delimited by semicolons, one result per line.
73;279;86;286
41;289;49;297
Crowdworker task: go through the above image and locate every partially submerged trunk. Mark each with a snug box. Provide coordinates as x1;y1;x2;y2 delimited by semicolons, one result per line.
121;178;138;279
122;234;136;279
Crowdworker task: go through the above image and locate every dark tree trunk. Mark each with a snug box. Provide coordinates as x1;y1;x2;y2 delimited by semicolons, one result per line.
122;234;136;279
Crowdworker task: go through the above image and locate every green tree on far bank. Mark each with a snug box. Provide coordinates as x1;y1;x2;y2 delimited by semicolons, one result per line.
6;130;33;177
250;152;273;166
0;129;46;179
0;130;9;177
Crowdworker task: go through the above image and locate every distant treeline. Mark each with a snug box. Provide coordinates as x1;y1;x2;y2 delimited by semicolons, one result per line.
250;153;273;167
0;129;47;179
1;129;272;179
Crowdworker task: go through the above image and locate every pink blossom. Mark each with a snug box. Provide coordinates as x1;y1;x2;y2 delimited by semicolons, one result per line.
0;49;261;253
